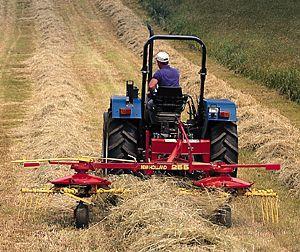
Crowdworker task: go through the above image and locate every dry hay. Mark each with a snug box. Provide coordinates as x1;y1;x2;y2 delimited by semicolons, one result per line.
14;0;95;160
0;1;15;55
0;2;4;23
11;0;96;220
4;0;296;250
96;0;300;195
7;176;241;252
0;1;8;24
100;175;241;251
94;0;148;57
3;1;108;250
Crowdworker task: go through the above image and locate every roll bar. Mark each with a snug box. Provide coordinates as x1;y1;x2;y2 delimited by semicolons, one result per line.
141;29;207;121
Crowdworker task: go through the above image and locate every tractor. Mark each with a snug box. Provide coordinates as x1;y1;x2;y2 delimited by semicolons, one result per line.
102;26;238;178
15;26;280;229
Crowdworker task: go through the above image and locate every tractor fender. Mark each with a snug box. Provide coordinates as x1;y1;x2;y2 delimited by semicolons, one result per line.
204;99;237;122
110;96;142;119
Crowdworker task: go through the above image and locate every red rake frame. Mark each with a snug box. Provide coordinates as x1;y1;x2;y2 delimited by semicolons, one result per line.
21;159;280;190
19;122;280;190
46;161;279;189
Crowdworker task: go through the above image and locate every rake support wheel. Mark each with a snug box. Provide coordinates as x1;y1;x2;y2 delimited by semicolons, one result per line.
209;122;238;177
212;204;232;228
74;202;89;229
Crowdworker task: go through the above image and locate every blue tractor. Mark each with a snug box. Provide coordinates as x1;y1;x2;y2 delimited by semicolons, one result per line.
102;26;238;178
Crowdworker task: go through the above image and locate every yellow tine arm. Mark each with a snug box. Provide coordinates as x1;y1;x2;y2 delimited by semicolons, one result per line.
64;193;93;205
96;188;130;194
21;188;54;194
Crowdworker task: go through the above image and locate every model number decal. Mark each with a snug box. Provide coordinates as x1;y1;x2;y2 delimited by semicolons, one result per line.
172;164;189;170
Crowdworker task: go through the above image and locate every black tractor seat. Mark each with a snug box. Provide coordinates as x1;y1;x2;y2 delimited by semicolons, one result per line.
152;86;188;122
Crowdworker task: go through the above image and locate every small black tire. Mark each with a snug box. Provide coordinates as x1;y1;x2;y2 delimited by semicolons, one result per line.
212;204;232;228
219;204;232;228
208;122;238;177
74;202;89;229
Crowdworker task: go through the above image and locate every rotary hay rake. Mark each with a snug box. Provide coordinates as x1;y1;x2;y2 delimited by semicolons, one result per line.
14;155;280;228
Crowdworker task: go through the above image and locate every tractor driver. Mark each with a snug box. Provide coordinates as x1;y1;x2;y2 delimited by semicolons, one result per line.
147;51;180;122
148;51;180;90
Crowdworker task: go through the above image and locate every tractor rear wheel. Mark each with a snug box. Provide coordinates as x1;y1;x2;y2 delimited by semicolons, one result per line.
103;112;138;174
209;122;238;177
102;112;108;160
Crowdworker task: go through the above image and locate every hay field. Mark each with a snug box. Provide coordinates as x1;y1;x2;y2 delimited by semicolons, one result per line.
0;0;298;251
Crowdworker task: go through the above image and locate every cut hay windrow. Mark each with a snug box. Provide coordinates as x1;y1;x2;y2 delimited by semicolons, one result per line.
11;0;100;195
0;1;14;55
104;175;242;251
15;0;94;159
96;0;300;195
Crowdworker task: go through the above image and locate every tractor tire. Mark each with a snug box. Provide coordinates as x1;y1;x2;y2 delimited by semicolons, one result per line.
102;112;108;159
209;122;238;177
74;202;89;229
103;112;138;174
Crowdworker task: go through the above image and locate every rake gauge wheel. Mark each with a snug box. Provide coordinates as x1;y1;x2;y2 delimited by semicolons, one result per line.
213;204;232;228
74;202;89;229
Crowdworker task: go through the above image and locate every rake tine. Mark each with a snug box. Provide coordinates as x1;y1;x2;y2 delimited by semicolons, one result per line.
33;196;42;215
261;198;265;223
265;197;270;223
270;198;275;223
275;197;279;223
250;197;255;223
17;195;25;221
22;195;29;221
29;194;34;209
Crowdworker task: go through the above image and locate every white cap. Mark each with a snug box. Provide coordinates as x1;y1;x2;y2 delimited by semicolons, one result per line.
156;51;170;63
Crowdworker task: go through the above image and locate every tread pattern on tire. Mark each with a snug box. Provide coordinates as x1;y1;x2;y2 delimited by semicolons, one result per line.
74;203;89;229
212;204;232;228
107;118;138;159
209;122;238;176
102;112;138;175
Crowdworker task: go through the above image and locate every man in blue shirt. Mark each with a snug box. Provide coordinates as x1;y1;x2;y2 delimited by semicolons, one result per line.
147;51;180;122
148;51;180;90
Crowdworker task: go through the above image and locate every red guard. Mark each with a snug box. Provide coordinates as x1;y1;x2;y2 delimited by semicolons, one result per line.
51;173;111;187
193;176;253;189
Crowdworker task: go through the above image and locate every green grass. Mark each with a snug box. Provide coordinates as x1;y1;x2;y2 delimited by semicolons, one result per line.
0;1;34;128
170;42;300;128
139;0;300;103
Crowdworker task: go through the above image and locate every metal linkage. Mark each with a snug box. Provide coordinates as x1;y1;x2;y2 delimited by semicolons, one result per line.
13;125;280;192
